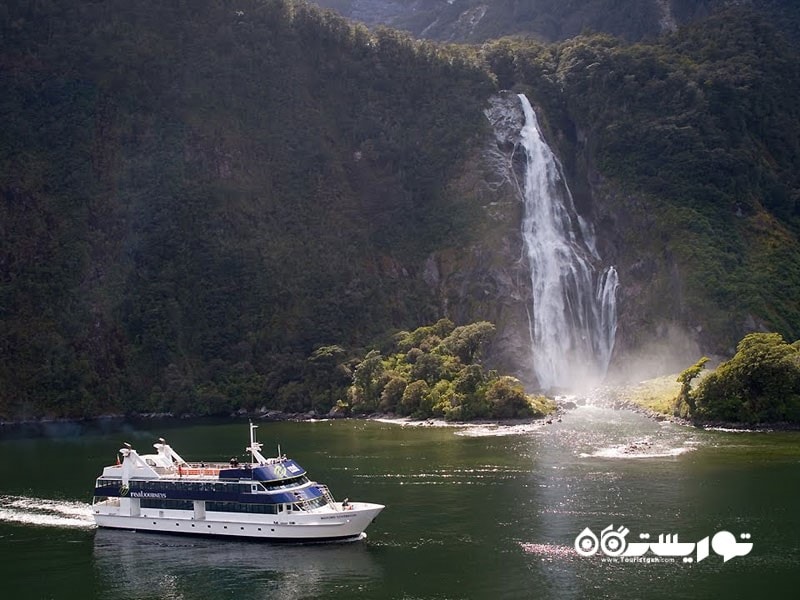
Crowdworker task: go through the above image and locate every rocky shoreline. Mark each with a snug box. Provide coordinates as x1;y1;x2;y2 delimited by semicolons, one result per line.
3;399;797;435
0;404;568;437
583;388;800;432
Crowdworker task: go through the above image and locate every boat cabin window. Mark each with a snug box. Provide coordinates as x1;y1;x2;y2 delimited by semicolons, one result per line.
206;501;279;514
95;479;120;489
263;475;309;491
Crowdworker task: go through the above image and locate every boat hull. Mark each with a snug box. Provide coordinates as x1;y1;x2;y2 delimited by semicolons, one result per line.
93;503;384;542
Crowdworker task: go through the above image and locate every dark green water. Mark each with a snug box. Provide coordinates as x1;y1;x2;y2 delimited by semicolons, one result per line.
1;406;798;599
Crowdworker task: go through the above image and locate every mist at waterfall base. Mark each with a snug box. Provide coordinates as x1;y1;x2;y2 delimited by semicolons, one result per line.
515;94;619;393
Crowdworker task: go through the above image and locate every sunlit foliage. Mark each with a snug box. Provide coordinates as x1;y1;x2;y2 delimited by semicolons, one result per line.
347;320;555;420
691;333;800;423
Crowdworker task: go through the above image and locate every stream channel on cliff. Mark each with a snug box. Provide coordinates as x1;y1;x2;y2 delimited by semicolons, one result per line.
1;407;797;599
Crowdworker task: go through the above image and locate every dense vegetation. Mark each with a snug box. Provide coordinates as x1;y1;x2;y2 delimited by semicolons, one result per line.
675;333;800;424
0;0;493;419
347;319;555;420
2;1;800;421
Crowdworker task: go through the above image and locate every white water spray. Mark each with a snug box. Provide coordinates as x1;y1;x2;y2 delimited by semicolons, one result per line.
0;495;95;529
516;94;619;390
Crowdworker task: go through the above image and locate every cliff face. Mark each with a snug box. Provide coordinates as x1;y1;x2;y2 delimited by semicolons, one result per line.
427;92;534;386
432;92;706;387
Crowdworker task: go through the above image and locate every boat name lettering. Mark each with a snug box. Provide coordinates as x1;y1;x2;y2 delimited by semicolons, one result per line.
130;491;168;499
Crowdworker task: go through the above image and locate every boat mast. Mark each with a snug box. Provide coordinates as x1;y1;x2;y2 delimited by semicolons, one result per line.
246;421;269;465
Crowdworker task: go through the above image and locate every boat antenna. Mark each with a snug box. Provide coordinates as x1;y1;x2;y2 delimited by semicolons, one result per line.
248;421;256;464
246;421;269;465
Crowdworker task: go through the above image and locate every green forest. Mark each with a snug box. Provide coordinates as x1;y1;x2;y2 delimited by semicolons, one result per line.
347;319;555;420
2;0;799;421
675;333;800;424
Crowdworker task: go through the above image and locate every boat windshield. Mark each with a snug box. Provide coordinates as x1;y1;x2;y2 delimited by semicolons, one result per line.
263;475;309;490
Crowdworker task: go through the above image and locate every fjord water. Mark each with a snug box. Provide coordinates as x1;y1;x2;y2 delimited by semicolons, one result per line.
517;94;619;390
1;409;798;599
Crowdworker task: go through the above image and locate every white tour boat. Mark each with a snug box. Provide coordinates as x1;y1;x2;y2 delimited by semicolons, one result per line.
91;423;384;542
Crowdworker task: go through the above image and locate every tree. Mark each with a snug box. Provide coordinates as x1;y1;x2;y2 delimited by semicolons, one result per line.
452;364;489;419
440;321;496;364
345;319;555;421
694;333;800;423
410;352;446;384
380;375;408;413
395;318;455;352
400;380;429;417
486;376;533;419
675;356;709;415
349;350;386;413
306;345;350;411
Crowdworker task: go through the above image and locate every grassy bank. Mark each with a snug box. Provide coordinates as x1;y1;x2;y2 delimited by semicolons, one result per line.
615;375;681;416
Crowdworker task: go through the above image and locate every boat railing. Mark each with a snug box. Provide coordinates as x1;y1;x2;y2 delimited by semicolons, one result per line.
293;498;313;512
178;463;223;478
316;484;336;507
147;463;224;478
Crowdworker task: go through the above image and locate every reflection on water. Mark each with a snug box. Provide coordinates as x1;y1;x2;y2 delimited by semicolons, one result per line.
1;406;799;599
354;465;527;486
507;405;800;599
93;529;381;600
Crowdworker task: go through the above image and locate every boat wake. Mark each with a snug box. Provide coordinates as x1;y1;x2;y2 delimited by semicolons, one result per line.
0;494;95;529
579;443;694;459
703;426;770;433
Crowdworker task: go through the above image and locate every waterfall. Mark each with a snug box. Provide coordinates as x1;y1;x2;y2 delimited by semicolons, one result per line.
516;94;619;390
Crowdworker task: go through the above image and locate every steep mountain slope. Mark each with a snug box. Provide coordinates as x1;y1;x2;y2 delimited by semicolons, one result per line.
311;0;800;44
1;0;799;418
0;0;493;418
312;0;664;42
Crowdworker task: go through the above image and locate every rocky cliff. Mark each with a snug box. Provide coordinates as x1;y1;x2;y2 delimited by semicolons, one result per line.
427;92;534;385
433;91;705;388
311;0;800;44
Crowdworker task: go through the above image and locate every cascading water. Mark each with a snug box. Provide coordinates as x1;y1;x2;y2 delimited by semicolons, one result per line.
516;94;619;391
